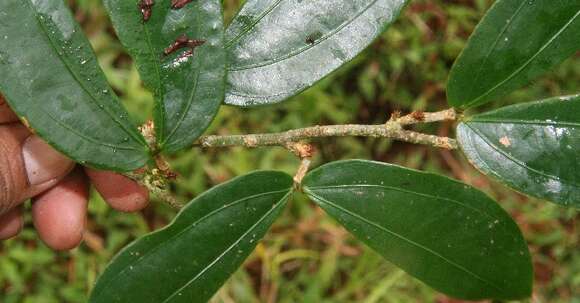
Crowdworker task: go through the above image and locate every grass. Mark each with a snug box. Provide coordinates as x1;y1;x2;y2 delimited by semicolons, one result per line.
0;0;579;302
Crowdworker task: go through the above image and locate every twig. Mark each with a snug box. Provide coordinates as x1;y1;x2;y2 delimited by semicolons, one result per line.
396;108;457;125
286;142;315;187
129;109;458;207
128;122;184;209
195;109;458;151
126;169;184;210
154;187;184;210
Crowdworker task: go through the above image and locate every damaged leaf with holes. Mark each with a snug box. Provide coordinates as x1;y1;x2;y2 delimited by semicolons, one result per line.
103;0;226;153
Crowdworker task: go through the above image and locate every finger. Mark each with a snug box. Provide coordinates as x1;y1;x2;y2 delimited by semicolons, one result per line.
0;206;24;240
0;94;19;124
0;124;33;212
85;169;149;212
21;136;76;199
32;169;89;251
0;126;76;214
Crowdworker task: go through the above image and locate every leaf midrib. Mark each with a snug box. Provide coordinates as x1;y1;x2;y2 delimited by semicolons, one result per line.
44;110;140;151
160;65;201;147
467;0;528;94
464;123;580;187
26;0;147;148
305;189;504;293
160;14;204;147
467;119;580;128
464;8;580;108
224;0;284;48
305;184;495;220
161;191;291;302
228;0;381;72
142;20;165;143
91;188;291;300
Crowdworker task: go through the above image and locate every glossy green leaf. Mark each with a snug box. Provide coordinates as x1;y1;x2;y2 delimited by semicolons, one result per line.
224;0;408;106
89;171;293;303
458;95;580;207
0;0;149;171
447;0;580;109
303;160;532;301
103;0;226;152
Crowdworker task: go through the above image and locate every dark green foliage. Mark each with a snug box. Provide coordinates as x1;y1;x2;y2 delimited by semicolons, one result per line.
0;0;149;171
448;0;580;108
0;0;578;302
89;171;293;303
224;0;409;106
458;95;580;207
103;0;226;153
304;160;533;300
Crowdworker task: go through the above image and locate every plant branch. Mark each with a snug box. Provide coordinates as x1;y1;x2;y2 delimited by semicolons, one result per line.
126;168;184;210
286;142;315;186
130;109;457;208
131;121;184;209
396;108;457;125
195;109;458;150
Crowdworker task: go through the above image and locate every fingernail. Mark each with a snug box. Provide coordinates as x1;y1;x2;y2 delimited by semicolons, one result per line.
22;136;74;185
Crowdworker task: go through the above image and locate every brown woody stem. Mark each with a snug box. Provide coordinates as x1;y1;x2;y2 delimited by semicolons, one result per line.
285;142;315;187
195;109;458;150
130;109;457;207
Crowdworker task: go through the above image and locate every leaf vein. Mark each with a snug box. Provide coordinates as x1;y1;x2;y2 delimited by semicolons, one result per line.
468;119;580;128
228;0;380;72
465;8;580;108
44;110;140;151
161;192;291;302
26;0;146;147
161;42;202;147
465;124;579;187
306;184;495;219
306;191;504;292
469;0;528;90
143;22;165;142
224;0;284;48
91;189;291;299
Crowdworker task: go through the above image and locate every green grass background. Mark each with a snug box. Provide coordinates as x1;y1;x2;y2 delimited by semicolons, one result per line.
0;0;579;302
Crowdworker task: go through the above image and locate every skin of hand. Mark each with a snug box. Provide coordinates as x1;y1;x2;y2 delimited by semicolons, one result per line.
0;95;150;250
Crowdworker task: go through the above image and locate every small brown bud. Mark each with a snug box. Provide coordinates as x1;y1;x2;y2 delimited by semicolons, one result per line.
411;111;425;122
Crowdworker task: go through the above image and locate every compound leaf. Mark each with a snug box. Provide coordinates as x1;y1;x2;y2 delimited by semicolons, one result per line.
0;0;149;171
458;95;580;207
225;0;408;106
89;171;293;303
303;160;533;301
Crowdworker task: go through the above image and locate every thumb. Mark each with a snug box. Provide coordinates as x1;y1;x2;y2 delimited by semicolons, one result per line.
0;125;74;214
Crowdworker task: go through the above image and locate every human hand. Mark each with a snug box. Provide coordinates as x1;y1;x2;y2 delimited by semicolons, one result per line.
0;95;150;250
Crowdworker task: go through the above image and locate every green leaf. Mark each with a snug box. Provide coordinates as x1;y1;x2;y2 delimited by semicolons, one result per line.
89;171;293;303
303;160;532;301
224;0;408;106
103;0;226;152
0;0;149;171
458;95;580;207
447;1;580;109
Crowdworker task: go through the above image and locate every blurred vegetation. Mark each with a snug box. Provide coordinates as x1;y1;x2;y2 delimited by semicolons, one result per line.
1;0;579;302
